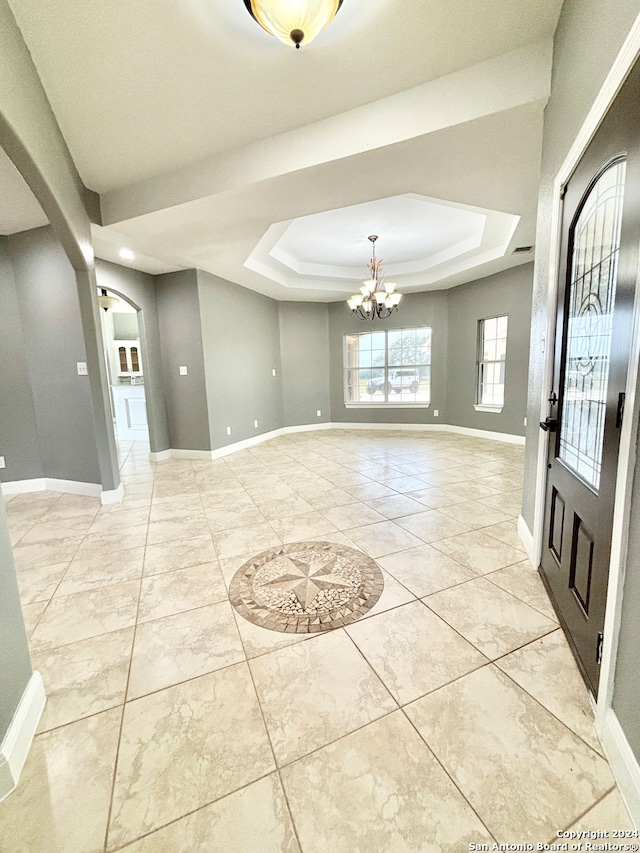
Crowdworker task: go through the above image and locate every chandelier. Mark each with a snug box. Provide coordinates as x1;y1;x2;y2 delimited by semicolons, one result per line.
243;0;343;49
347;235;402;320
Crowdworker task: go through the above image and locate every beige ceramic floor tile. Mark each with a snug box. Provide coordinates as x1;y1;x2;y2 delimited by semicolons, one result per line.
29;580;140;652
482;488;524;516
321;503;387;530
206;504;268;533
404;487;467;509
280;711;493;853
55;546;145;597
486;561;557;620
232;607;311;658
344;520;424;558
12;536;83;571
305;489;358;510
138;561;227;622
481;519;524;550
21;599;48;636
143;535;217;576
425;576;557;659
250;630;396;765
436;499;513;529
211;522;282;560
33;627;133;731
16;561;68;604
496;630;601;753
431;529;525;574
394;509;472;543
86;506;151;535
268;510;339;543
82;524;149;552
565;788;634;833
364;494;427;519
377;544;477;597
18;517;94;544
344;482;397;501
146;516;211;546
108;664;275;850
128;601;245;698
346;599;487;704
259;495;316;521
119;774;300;853
348;567;415;619
0;709;121;853
405;665;614;843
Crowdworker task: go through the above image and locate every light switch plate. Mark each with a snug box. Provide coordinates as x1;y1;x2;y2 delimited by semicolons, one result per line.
77;362;88;376
0;456;5;469
179;366;188;376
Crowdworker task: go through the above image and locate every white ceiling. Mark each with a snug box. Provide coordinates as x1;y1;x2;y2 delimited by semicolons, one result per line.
4;0;563;299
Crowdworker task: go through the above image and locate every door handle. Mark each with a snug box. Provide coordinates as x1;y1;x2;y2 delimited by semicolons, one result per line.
539;417;558;432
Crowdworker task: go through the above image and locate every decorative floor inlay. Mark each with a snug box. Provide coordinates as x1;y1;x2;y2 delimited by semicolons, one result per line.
229;541;384;634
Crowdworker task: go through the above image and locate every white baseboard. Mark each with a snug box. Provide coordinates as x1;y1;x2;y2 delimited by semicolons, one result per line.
0;672;46;803
101;482;124;505
2;478;102;499
148;449;172;462
600;708;640;827
517;514;536;565
152;421;525;463
1;478;123;506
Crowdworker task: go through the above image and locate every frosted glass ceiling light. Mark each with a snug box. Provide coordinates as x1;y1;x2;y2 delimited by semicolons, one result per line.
98;288;119;312
346;236;403;321
243;0;343;49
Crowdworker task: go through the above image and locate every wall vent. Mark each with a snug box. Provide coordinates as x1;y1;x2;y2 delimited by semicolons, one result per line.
512;245;534;254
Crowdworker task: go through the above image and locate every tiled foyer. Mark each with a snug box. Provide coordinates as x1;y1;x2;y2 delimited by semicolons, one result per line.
0;429;634;851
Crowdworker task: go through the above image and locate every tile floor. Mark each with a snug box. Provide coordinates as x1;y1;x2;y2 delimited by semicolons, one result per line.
0;429;635;852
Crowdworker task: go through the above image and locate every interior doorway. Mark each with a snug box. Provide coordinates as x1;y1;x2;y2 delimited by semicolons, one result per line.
98;288;150;447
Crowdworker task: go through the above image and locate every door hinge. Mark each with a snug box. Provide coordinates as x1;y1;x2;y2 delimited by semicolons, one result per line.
596;632;604;664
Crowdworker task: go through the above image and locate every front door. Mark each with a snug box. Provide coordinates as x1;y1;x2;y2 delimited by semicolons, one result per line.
540;60;640;696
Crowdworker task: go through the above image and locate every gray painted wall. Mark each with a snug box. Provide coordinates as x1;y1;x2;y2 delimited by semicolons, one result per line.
0;237;42;481
96;260;170;453
519;0;640;786
198;271;284;449
7;227;101;484
156;270;211;452
447;264;532;437
0;496;32;735
279;302;331;428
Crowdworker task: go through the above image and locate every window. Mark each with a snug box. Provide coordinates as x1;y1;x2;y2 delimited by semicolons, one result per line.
344;327;431;405
476;315;508;409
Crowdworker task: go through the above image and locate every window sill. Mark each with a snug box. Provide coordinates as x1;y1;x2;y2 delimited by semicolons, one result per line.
474;404;503;413
344;403;431;409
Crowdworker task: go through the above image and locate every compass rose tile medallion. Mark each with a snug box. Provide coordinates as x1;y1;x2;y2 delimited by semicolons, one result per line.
229;541;384;634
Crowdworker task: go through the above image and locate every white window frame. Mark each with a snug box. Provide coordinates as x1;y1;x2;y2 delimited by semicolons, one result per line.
475;315;508;413
343;327;432;408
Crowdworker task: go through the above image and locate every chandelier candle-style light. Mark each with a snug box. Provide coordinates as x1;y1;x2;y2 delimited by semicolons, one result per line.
243;0;343;49
347;235;402;320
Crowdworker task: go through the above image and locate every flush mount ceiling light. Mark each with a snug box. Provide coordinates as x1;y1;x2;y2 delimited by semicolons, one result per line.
243;0;343;49
347;236;402;320
119;248;134;261
98;288;119;312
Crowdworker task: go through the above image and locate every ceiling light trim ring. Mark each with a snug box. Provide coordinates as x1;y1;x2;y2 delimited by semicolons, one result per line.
243;0;343;49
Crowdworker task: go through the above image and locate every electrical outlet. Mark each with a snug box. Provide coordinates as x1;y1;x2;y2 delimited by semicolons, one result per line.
226;426;231;436
0;456;5;469
179;366;188;376
316;410;322;417
434;409;439;417
77;362;88;376
272;368;276;377
254;420;259;429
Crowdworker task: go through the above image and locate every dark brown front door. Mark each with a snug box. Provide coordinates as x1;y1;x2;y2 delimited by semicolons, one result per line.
540;60;640;696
